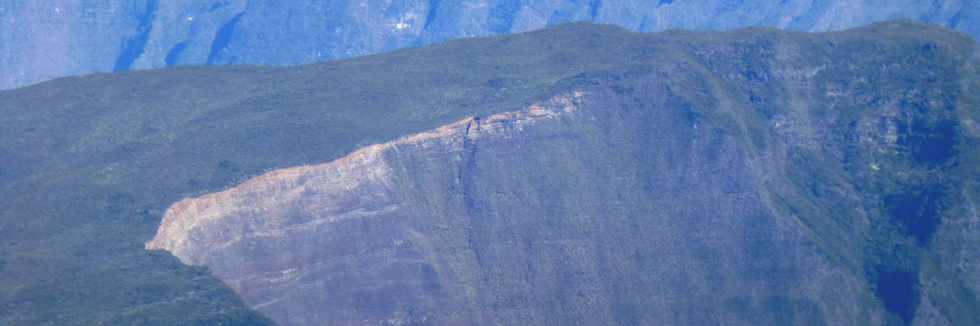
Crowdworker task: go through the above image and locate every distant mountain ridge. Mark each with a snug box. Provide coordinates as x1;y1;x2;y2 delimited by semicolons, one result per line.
1;0;978;90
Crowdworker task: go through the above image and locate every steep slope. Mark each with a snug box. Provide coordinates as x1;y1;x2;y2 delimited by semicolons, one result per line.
140;22;980;325
2;21;979;325
0;22;674;325
2;0;980;89
147;92;875;325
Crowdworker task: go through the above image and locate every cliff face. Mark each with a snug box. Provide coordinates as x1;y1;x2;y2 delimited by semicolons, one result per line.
149;92;875;325
145;21;980;323
2;0;979;89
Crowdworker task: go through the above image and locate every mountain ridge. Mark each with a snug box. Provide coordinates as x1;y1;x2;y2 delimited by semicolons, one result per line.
1;21;979;325
1;0;978;90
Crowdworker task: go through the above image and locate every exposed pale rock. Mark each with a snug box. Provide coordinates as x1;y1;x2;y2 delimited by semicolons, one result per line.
148;91;874;325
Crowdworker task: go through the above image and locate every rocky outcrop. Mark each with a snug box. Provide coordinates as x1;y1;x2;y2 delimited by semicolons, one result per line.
149;91;877;325
138;21;980;324
139;21;980;325
3;0;980;89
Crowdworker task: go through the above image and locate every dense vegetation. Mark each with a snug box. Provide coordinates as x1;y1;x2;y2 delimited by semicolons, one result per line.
1;21;979;325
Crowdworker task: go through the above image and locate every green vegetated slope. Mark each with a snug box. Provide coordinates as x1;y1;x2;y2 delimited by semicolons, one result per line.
0;21;978;325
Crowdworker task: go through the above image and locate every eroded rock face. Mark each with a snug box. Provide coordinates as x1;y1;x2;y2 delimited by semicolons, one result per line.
148;91;876;325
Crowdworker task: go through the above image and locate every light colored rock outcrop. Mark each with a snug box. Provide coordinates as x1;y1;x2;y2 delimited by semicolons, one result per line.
148;91;876;325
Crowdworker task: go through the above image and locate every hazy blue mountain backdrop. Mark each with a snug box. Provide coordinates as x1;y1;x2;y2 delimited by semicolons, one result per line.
1;0;978;90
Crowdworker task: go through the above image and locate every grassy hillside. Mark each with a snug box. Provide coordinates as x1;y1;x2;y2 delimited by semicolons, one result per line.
0;21;978;324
